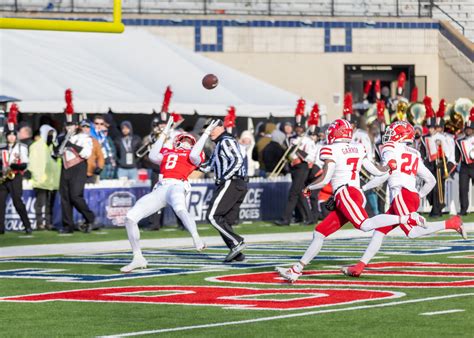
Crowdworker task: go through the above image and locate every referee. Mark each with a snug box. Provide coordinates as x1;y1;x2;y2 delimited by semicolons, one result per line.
195;120;247;262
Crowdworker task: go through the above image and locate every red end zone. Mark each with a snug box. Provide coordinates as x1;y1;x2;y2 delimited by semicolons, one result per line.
0;286;402;310
209;262;474;288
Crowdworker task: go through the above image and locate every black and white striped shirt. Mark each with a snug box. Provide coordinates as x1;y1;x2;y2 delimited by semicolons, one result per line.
208;133;246;180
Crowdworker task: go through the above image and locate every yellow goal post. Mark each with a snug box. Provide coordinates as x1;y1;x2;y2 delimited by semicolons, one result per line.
0;0;124;33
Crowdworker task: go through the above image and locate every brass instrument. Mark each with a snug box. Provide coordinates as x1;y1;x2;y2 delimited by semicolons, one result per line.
136;131;159;158
444;111;464;135
269;130;309;178
392;99;409;122
57;128;74;157
454;98;473;121
0;168;15;185
407;102;426;126
360;168;387;203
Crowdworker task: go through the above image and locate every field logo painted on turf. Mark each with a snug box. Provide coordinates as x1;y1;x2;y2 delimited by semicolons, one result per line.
0;286;403;310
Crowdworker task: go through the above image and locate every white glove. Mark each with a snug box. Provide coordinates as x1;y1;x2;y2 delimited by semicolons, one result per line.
162;118;174;137
470;149;474;160
204;119;220;135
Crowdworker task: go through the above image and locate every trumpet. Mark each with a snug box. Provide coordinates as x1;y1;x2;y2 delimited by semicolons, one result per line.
0;168;15;185
136;131;160;158
56;128;74;157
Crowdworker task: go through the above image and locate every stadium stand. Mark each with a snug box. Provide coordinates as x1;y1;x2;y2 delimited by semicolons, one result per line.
1;1;472;42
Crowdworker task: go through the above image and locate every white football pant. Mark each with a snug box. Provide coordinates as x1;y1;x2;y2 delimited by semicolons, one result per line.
125;179;201;256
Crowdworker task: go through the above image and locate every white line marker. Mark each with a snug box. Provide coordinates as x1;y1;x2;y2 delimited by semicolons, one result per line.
99;293;474;337
420;309;465;316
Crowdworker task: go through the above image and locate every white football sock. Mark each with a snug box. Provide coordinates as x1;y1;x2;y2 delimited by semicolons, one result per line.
407;221;445;239
175;209;201;243
299;231;326;266
125;217;142;257
360;214;405;232
360;231;386;264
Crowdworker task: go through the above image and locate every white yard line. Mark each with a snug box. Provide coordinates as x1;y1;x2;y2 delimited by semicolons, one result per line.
420;309;465;316
2;224;472;258
99;293;474;337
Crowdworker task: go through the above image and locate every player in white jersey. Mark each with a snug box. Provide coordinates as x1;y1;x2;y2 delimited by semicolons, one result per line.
276;119;425;283
342;121;467;277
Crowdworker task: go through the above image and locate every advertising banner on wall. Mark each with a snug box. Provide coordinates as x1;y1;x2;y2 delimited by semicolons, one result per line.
5;179;291;231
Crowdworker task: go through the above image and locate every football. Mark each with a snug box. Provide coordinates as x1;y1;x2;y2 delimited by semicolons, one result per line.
202;73;219;90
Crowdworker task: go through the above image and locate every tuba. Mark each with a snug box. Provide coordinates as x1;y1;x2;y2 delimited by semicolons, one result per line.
407;102;426;126
444;110;464;135
454;98;473;122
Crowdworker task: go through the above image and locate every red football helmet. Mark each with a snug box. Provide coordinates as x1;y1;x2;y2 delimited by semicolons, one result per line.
173;133;196;150
326;118;353;144
382;121;415;144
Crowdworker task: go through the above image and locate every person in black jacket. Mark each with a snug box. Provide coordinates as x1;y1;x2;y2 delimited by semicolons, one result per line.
262;129;287;175
115;121;141;180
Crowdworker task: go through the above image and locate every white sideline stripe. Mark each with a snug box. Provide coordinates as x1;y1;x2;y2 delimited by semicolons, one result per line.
2;224;473;258
420;309;465;316
99;293;474;337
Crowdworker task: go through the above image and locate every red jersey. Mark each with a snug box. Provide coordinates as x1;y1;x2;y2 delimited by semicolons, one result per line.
160;148;204;180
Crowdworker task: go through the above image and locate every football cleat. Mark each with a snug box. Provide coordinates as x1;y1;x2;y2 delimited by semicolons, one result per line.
341;261;366;278
194;239;207;252
275;266;302;283
446;215;467;240
224;241;247;262
120;255;148;273
406;212;427;228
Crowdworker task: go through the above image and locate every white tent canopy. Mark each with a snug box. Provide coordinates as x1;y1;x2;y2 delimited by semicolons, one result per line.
0;27;317;117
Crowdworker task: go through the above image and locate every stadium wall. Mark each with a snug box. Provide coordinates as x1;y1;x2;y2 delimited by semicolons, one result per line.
132;18;471;119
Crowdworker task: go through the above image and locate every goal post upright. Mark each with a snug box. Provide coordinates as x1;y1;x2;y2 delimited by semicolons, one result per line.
0;0;124;33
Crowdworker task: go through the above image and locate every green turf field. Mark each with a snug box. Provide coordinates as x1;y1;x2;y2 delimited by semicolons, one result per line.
0;227;473;337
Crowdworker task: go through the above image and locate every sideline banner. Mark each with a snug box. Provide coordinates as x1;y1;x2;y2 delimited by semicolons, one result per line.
5;179;290;231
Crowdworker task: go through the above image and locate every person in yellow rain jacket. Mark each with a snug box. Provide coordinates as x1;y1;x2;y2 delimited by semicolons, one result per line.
28;125;61;230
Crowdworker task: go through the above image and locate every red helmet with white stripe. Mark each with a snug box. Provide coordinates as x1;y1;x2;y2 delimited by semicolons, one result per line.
382;121;415;144
173;133;196;150
326;118;353;144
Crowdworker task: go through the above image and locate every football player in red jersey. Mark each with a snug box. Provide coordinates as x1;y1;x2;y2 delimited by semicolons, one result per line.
121;119;216;273
276;119;427;283
342;121;467;277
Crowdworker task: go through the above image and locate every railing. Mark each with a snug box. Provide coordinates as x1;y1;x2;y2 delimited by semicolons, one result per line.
0;0;434;18
429;0;465;36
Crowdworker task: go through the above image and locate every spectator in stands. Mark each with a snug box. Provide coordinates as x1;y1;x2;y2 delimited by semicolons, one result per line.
93;115;117;180
81;120;105;184
18;123;33;147
28;124;61;231
115;121;141;180
262;129;286;175
239;130;257;176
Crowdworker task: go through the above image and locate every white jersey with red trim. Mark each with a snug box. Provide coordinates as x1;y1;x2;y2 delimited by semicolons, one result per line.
381;141;424;198
319;142;367;191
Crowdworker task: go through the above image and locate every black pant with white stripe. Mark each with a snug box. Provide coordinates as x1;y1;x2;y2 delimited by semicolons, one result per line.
207;178;247;249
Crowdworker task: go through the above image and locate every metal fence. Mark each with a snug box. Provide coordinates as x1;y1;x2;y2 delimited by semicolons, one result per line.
0;0;434;17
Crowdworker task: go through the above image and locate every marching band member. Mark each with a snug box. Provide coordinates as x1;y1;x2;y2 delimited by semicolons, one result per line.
343;121;466;277
423;97;450;217
0;105;32;235
57;93;95;234
456;107;474;216
275;99;317;226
